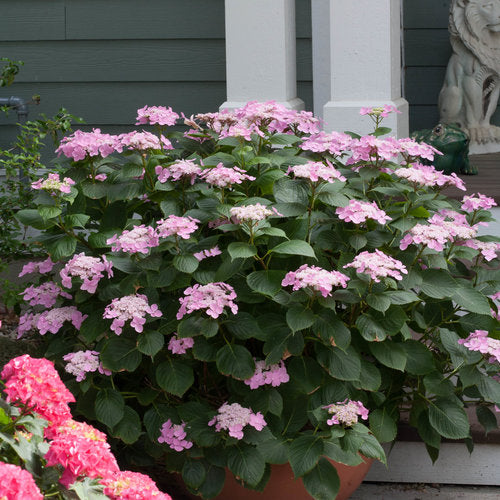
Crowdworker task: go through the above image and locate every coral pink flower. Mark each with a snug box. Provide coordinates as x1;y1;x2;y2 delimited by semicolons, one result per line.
282;264;349;297
1;355;75;427
177;282;238;320
103;293;162;335
208;402;267;440
0;462;43;500
100;471;172;499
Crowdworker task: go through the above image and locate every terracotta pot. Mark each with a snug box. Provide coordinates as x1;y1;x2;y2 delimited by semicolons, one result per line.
217;458;373;500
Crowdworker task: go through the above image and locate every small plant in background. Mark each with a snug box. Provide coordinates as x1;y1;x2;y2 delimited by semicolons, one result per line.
0;354;172;499
0;58;23;89
13;102;500;499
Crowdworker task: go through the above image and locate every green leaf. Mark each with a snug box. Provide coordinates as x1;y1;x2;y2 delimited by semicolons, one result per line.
356;314;387;342
226;444;266;487
271;239;316;258
70;478;110;500
357;433;387;463
369;341;407;371
288;434;324;477
38;205;62;220
303;458;340;500
313;310;351;350
317;345;361;381
100;337;142;372
401;340;435;375
113;406;141;444
0;408;10;426
257;227;288;238
227;242;257;260
45;234;77;260
355;361;382;391
225;312;264;340
182;459;207;489
366;294;391;313
178;315;219;338
81;181;108;199
476;406;499;435
452;286;491;315
417;410;441;449
173;254;199;274
196;464;225;499
369;409;397;443
65;213;90;228
269;133;301;145
247;270;286;297
323;440;363;466
137;330;164;357
349;234;367;251
156;359;194;397
216;344;255;379
287;357;324;394
286;305;315;332
15;209;54;229
385;290;419;304
95;389;125;428
258;438;289;464
107;181;142;202
428;399;470;439
420;270;457;299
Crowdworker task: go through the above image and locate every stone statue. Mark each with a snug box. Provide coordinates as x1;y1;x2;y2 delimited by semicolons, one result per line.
411;123;477;174
438;0;500;151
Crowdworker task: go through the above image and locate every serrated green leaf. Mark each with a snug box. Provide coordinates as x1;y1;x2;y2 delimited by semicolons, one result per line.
452;286;491;315
137;330;164;356
246;270;286;297
227;242;257;260
369;409;397;443
156;359;194;397
173;254;199;274
288;434;324;477
95;389;124;427
286;305;315;332
113;406;141;444
303;458;340;500
271;239;316;258
428;399;470;439
216;344;255;379
369;341;407;371
227;444;265;487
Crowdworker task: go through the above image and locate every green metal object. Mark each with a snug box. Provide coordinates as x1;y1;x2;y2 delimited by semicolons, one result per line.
411;123;477;175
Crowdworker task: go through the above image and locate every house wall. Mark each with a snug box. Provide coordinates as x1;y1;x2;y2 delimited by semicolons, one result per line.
0;0;312;150
403;0;500;133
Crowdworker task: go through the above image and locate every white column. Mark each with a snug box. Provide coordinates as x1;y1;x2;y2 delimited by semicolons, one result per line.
321;0;409;137
220;0;304;111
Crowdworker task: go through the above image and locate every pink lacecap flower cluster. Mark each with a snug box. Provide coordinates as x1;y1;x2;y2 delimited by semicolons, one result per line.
155;159;202;185
344;249;408;282
33;306;87;336
194;246;222;261
359;104;401;117
287;160;346;184
282;264;350;297
462;239;500;262
17;312;40;338
21;282;72;308
18;256;55;277
101;471;172;500
208;402;267;440
323;399;370;426
117;130;172;151
60;253;113;294
199;162;255;188
177;282;238;320
244;360;290;389
156;215;199;239
103;293;162;335
230;203;279;222
196;100;321;138
0;462;43;499
461;193;497;212
168;334;194;355
336;200;391;225
136;105;179;126
93;173;107;181
63;350;111;382
400;210;477;252
397;138;442;162
394;163;466;191
31;173;75;195
158;420;193;452
300;131;353;156
458;330;500;364
1;355;75;426
491;292;500;320
56;128;121;161
107;225;160;254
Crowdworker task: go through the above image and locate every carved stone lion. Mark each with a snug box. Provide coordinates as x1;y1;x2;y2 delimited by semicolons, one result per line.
439;0;500;145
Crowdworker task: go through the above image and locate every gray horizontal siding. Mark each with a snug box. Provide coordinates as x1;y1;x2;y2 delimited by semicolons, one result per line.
403;0;500;132
0;0;313;152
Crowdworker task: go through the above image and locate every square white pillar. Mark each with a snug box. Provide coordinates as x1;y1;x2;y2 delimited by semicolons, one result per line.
320;0;409;137
220;0;304;111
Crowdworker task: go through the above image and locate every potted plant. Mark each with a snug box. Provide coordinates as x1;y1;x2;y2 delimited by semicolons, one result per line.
14;102;500;499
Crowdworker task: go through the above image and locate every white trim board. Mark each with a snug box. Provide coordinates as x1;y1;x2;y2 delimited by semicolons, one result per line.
366;441;500;485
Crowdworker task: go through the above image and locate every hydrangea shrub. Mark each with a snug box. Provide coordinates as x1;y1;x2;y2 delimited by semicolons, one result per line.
15;102;500;499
